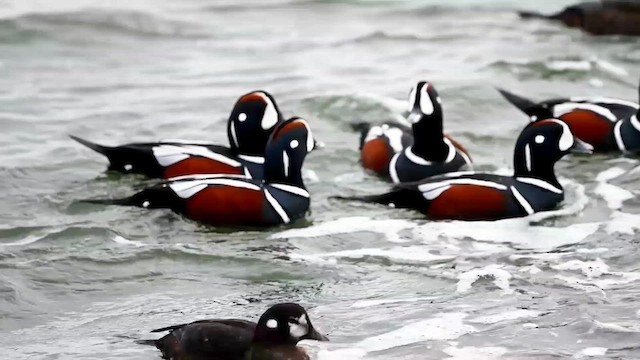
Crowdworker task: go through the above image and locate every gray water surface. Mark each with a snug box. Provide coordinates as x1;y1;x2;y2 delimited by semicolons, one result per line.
2;0;640;359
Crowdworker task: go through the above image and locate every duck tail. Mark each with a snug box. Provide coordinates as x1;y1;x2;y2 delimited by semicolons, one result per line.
331;190;400;206
81;186;176;209
517;11;551;20
496;88;537;116
349;122;372;150
70;135;114;158
135;339;159;347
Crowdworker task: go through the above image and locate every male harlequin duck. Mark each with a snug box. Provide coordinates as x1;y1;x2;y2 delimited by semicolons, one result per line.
340;119;592;221
498;85;640;153
353;81;471;182
518;1;640;36
71;91;283;179
139;303;328;360
84;117;315;227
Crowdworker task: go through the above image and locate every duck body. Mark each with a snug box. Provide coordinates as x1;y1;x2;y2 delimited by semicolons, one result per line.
84;118;315;227
72;91;283;179
342;119;592;221
519;1;640;36
354;82;472;182
142;303;328;360
498;88;640;152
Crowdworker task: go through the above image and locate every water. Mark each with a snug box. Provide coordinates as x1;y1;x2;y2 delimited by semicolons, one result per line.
2;0;640;358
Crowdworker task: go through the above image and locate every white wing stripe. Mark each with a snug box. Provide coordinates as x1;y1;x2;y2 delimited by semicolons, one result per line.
270;184;310;198
169;179;260;199
553;103;616;122
153;145;242;167
516;177;562;194
418;178;507;192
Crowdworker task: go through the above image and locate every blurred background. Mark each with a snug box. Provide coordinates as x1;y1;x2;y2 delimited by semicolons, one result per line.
1;0;640;359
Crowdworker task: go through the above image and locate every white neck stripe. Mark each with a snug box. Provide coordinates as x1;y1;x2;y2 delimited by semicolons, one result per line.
510;186;534;215
264;189;290;223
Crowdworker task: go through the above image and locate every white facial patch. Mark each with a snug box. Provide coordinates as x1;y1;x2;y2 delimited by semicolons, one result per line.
282;150;290;178
238;113;247;122
535;135;545;144
419;84;435;115
288;316;308;339
290;140;299;149
258;92;279;130
549;119;574;151
525;144;532;172
408;85;418;112
293;119;315;152
266;319;278;329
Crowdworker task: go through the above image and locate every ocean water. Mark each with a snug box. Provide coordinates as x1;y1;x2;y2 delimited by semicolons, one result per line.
2;0;640;359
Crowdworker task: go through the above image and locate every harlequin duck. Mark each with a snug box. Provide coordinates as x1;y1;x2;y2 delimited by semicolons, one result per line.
84;117;315;227
353;82;472;182
71;91;283;179
339;119;592;221
518;1;640;36
139;303;328;360
498;84;640;153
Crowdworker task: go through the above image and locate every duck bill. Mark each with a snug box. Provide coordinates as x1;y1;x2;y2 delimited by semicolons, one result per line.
312;140;325;151
570;138;593;154
304;327;329;342
407;111;422;124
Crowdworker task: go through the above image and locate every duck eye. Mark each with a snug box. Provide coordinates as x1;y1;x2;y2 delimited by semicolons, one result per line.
535;135;545;144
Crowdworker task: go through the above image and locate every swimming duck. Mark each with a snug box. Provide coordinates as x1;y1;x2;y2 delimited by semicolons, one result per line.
71;91;283;179
140;303;328;360
353;81;472;182
498;83;640;152
340;119;592;221
84;117;315;227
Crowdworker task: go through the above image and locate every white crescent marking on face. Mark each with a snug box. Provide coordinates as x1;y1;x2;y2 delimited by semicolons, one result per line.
510;186;534;215
259;93;279;130
408;85;418;113
525;144;532;172
230;123;239;148
295;119;315;152
419;84;435;115
547;119;574;151
264;189;290;223
169;178;260;199
516;177;563;194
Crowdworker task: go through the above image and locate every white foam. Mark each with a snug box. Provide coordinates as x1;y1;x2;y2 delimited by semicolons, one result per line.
351;297;434;309
270;217;415;243
593;57;629;76
456;265;512;294
414;220;599;251
357;313;476;352
595;167;633;209
594;320;640;333
606;212;640;235
443;346;508;360
303;169;320;183
576;347;608;357
589;78;604;88
112;235;146;247
551;259;609;278
0;234;46;247
290;246;454;265
316;348;367;360
469;309;541;324
545;60;591;72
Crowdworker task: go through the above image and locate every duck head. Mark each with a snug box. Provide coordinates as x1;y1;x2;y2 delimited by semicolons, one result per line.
253;303;329;346
227;91;283;157
406;81;449;161
263;117;315;187
514;119;592;185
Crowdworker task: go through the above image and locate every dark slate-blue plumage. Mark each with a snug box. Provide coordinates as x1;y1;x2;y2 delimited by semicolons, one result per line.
71;91;284;179
342;119;592;221
83;117;315;227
